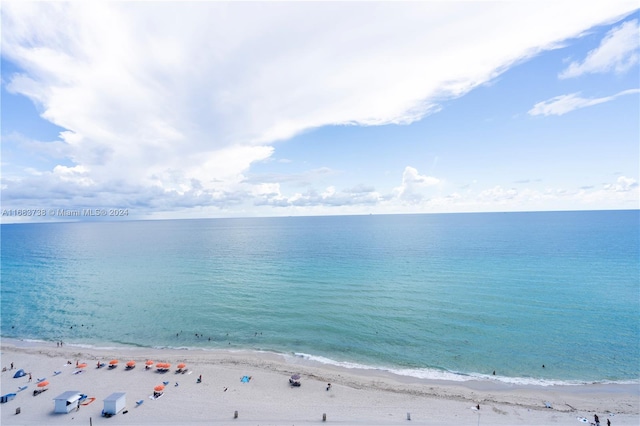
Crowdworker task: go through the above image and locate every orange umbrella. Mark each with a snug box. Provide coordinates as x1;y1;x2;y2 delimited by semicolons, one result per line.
154;385;165;391
109;359;119;365
37;380;49;387
145;360;154;366
77;363;87;368
126;361;136;367
177;363;186;369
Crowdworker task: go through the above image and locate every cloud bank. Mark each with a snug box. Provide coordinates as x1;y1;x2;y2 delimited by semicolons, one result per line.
1;2;637;218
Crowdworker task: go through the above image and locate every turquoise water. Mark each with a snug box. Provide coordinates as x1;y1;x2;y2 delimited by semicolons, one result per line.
1;211;638;384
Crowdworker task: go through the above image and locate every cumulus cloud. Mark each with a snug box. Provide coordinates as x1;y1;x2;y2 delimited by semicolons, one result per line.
560;19;640;79
604;175;638;192
393;166;441;203
1;2;637;216
528;89;640;116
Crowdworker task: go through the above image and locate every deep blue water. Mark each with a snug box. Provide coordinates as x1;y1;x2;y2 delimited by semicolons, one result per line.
1;211;638;384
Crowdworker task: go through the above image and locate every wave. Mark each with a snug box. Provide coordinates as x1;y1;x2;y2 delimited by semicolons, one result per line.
289;352;640;387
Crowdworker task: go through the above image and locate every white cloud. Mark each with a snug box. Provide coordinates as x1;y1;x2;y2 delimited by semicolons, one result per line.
528;89;640;116
393;166;441;203
560;19;640;79
1;2;637;217
604;175;639;192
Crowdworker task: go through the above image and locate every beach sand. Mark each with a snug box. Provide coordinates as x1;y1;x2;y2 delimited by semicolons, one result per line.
1;340;638;425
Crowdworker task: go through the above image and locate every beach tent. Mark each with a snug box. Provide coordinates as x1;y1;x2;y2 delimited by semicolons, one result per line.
103;392;126;416
13;369;26;378
53;391;82;414
1;393;17;403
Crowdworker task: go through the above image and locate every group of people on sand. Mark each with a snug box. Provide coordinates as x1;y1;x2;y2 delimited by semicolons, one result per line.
593;413;611;426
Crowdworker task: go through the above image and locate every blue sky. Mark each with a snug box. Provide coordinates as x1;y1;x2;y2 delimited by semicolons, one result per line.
1;2;638;222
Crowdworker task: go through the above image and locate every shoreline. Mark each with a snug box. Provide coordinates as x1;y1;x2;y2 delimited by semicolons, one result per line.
2;340;638;425
4;337;638;388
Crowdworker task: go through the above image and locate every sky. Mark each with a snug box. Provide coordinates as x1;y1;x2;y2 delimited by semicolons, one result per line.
1;1;639;222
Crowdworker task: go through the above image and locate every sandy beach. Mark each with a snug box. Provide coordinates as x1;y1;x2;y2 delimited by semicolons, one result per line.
1;340;638;425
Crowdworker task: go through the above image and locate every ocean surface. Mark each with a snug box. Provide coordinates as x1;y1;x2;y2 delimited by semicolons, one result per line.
1;211;638;385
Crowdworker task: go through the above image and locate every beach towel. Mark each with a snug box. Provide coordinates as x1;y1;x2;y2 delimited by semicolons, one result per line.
81;397;96;406
53;371;61;376
241;376;250;383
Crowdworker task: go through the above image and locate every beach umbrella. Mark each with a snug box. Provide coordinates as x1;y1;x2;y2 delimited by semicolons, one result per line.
37;381;49;387
154;385;165;391
290;374;301;380
145;360;154;366
126;361;136;367
77;363;87;368
177;363;186;369
109;359;119;365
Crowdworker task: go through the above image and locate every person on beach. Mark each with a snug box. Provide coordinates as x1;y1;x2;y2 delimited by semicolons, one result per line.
607;419;611;426
197;375;202;383
476;404;480;410
10;362;13;369
594;414;600;426
28;373;32;382
326;383;332;391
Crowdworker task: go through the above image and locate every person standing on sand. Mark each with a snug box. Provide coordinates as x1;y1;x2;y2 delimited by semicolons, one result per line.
28;373;32;382
594;414;600;426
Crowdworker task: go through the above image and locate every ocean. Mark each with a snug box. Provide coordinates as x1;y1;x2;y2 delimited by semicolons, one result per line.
1;211;638;385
